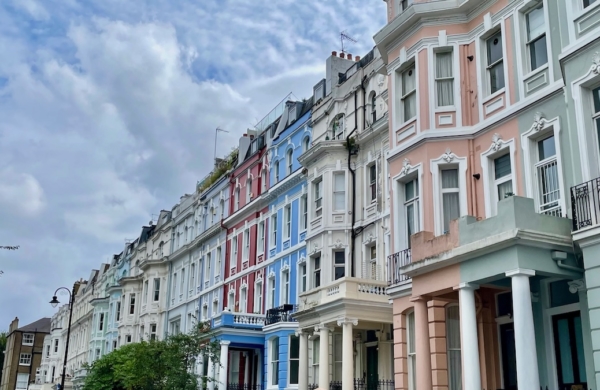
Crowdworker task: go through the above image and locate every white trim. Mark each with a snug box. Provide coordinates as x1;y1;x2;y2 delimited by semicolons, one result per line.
572;61;600;182
481;136;518;217
521;115;567;216
391;55;419;134
431;151;468;236
427;43;462;129
391;162;423;251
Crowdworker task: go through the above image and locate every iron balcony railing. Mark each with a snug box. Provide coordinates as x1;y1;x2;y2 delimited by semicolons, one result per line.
387;248;412;285
329;379;395;390
571;177;600;231
226;384;262;390
265;304;297;326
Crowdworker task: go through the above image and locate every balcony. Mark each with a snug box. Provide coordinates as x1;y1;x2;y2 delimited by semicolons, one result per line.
211;311;265;330
387;249;412;285
265;304;298;326
571;177;600;231
299;277;389;310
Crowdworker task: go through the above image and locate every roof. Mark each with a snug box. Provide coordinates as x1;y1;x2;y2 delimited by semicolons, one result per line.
17;317;51;333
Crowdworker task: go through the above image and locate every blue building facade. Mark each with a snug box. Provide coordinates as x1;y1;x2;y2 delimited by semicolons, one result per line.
262;99;312;390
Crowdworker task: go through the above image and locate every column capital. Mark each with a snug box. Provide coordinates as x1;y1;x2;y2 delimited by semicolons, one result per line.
220;340;231;346
295;329;310;337
337;317;358;327
454;282;480;291
409;295;429;302
314;324;333;333
506;268;535;278
568;279;586;293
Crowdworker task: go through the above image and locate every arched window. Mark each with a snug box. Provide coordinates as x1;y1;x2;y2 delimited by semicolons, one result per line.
287;149;294;175
446;304;461;390
371;92;377;123
303;137;310;153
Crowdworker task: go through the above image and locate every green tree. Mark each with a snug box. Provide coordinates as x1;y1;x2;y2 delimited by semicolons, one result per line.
0;331;7;384
82;322;219;390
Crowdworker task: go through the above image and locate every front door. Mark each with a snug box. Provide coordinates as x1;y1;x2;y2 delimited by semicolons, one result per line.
366;346;378;390
552;311;587;389
500;323;517;390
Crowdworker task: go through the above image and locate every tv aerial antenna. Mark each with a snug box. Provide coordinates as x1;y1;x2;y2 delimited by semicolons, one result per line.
340;31;357;54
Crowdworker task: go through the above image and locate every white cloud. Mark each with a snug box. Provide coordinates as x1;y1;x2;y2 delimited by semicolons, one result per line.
0;0;386;327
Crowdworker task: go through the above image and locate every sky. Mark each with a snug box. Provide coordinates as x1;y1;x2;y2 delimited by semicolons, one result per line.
0;0;386;329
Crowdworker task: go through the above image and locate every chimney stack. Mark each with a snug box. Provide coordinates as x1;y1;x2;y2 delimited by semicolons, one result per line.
347;53;352;60
355;55;361;61
332;51;337;57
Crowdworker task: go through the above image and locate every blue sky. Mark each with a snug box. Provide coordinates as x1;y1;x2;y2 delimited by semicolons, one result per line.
0;0;386;328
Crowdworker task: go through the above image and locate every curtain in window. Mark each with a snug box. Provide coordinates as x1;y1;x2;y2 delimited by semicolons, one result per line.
334;173;346;210
436;52;454;107
442;169;460;233
446;306;462;390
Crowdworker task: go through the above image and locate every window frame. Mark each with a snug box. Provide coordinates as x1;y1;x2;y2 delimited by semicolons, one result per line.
284;204;292;239
431;153;468;236
400;64;417;123
287;149;294;175
368;163;377;203
270;214;278;249
254;279;264;314
243;228;250;260
300;194;308;231
524;4;548;72
240;285;248;313
269;337;280;387
19;353;32;366
333;172;346;211
16;373;29;390
434;49;455;108
281;268;290;304
485;30;505;95
268;275;276;310
129;293;136;315
289;335;300;385
22;333;34;346
313;256;321;288
440;168;460;234
481;138;517;218
446;305;461;390
407;311;416;390
333;250;345;280
258;221;265;254
313;177;323;217
246;177;253;203
99;313;104;331
299;260;307;293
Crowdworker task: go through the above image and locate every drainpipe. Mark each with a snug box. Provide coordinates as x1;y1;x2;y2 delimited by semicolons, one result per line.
552;251;584;273
347;89;359;278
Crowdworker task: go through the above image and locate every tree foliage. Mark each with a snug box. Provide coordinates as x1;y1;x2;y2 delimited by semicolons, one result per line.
82;322;220;390
0;331;7;385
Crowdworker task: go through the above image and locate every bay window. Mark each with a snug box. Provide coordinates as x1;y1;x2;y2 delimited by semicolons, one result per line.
401;65;417;122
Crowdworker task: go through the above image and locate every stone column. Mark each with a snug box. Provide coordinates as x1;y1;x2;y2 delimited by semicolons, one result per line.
506;269;540;390
315;325;331;390
297;330;310;390
337;318;358;390
456;283;482;390
411;297;432;390
218;340;230;390
207;355;216;390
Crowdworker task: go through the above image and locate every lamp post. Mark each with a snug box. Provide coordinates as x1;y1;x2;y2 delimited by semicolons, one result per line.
49;282;78;390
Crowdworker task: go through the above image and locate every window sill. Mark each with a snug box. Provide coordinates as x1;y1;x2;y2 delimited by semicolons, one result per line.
522;63;548;81
396;117;417;130
575;1;600;19
434;106;456;113
482;88;506;104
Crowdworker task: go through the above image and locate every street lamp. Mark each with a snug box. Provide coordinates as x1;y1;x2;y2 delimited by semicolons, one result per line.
49;282;78;390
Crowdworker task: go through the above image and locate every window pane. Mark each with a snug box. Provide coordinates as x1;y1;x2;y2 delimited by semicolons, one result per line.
335;252;345;264
550;280;579;307
527;6;545;41
407;312;415;353
334;173;345;191
437;79;454;107
538;135;556;160
290;360;299;385
490;62;505;93
443;193;460;233
593;86;600;113
487;32;503;64
436;52;453;78
404;92;416;120
530;35;548;70
497;180;514;200
441;169;459;189
557;318;575;383
407;203;415;237
494;154;512;179
402;67;416;95
290;335;300;358
574;316;587;382
405;180;415;200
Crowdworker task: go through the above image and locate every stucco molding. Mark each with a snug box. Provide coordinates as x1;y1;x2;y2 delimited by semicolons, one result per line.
592;52;600;75
568;279;586;293
531;112;546;132
399;158;412;176
336;317;358;326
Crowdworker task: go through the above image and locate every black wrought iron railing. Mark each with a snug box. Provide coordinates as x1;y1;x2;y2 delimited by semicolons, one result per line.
328;379;395;390
387;248;412;285
226;384;261;390
265;304;297;326
571;178;600;231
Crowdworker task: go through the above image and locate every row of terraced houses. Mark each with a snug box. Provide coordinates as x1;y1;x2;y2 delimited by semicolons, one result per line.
13;0;600;390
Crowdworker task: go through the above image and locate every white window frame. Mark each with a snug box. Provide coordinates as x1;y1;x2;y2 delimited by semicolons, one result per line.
243;229;250;261
235;188;240;211
216;246;222;278
270;214;278;249
367;244;377;280
228;290;235;311
333;172;346;211
206;252;212;282
481;137;518;217
333;250;345;280
213;299;219;317
298;258;307;294
400;64;417;123
22;333;34;346
446;304;461;390
150;323;157;341
392;164;424;251
521;116;566;217
284;204;292;239
313;178;323;217
19;353;32;366
300;194;308;231
274;160;280;183
202;303;208;320
484;29;506;95
524;4;548;73
287;149;294;175
232;235;238;260
312;338;320;384
368;163;377;203
289;335;300;386
258;221;265;254
262;168;267;192
268;275;276;310
303;136;310;153
572;69;600;182
16;373;29;390
143;280;149;304
269;337;280;387
180;268;186;296
129;293;136;315
313;255;321;288
246;177;253;203
254;279;264;314
99;313;104;331
190;263;196;294
431;152;468;236
281;268;290;304
240;285;248;313
434;48;455;108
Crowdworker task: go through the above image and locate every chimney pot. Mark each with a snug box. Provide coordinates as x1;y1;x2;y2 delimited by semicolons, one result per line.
243;134;247;137
347;53;352;59
355;55;360;61
332;51;337;57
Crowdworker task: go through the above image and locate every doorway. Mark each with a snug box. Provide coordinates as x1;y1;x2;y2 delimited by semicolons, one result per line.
499;323;517;390
552;311;587;389
366;346;378;390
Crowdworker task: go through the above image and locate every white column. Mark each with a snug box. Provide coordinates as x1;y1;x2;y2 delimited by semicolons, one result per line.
337;318;358;390
207;356;216;390
456;283;481;390
297;330;310;390
218;340;230;390
315;325;331;390
506;269;540;390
